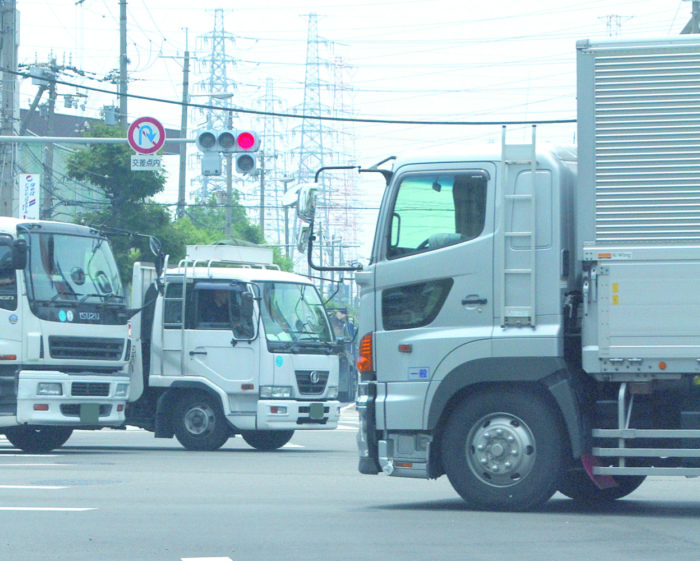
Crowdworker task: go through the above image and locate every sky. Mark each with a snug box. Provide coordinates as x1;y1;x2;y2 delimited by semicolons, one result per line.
13;0;693;262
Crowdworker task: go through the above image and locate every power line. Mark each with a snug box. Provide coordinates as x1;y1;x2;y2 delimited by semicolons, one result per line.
1;67;576;126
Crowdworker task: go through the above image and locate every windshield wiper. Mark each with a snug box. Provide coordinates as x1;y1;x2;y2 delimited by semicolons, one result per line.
78;293;125;305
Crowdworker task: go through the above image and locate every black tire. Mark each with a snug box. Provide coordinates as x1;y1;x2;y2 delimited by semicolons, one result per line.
4;426;73;453
172;392;231;451
241;430;294;451
442;389;567;511
558;468;645;502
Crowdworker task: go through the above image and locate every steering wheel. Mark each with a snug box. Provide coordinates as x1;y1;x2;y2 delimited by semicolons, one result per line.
417;238;430;250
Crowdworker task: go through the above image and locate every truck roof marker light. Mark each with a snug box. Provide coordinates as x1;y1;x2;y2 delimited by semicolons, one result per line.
357;332;373;372
659;362;667;370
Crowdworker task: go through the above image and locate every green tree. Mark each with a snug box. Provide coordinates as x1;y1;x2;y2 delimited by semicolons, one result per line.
66;123;171;280
66;123;167;225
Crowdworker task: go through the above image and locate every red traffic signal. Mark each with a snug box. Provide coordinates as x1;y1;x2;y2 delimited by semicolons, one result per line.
235;131;260;152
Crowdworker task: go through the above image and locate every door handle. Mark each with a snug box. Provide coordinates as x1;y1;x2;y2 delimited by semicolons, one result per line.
462;296;487;306
189;350;207;356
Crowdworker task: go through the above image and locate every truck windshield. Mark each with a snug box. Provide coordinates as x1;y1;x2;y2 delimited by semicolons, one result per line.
260;281;333;344
25;231;123;305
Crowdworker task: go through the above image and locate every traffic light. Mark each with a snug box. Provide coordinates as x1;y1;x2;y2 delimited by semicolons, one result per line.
195;129;234;176
234;131;260;175
195;129;260;176
195;129;237;152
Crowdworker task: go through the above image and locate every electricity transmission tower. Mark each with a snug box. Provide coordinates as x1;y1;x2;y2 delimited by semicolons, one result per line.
255;78;290;249
191;8;238;203
294;14;343;279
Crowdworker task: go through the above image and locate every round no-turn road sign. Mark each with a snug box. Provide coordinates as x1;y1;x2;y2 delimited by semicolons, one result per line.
127;117;166;154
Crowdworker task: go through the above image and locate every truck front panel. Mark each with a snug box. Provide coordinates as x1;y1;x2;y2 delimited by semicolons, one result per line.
0;219;131;430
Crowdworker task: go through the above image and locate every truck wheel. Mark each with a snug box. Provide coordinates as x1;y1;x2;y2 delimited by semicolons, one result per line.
442;389;566;511
4;426;73;453
241;430;294;451
172;393;230;451
558;469;645;502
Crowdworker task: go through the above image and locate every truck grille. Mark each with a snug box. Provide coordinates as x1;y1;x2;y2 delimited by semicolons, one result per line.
71;382;110;397
49;337;125;361
295;370;329;395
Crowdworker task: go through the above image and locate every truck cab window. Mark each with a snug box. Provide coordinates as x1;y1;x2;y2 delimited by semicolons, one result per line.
387;172;488;259
194;285;256;337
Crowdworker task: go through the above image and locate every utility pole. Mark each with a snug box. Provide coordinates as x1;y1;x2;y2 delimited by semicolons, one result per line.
42;69;57;219
259;151;265;239
161;31;191;219
119;0;128;127
225;110;232;238
0;0;18;217
178;48;190;219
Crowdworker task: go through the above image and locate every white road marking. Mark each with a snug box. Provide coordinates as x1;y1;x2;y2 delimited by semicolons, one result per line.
0;463;65;467
0;507;96;511
0;455;59;458
0;485;66;489
181;558;233;561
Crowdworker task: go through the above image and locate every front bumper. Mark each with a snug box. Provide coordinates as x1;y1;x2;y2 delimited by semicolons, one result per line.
14;370;129;426
255;399;341;430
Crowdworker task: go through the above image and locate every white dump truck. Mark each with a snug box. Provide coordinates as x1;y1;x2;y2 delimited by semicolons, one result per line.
126;244;342;451
0;218;131;452
291;36;700;510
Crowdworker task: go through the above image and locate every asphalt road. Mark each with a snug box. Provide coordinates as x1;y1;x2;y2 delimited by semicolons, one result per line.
2;405;700;561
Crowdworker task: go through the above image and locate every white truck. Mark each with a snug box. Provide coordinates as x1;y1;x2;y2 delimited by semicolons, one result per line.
126;243;342;451
293;36;700;510
0;218;131;452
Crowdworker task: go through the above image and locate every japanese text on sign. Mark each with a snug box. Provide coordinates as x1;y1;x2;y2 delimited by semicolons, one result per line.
131;155;162;171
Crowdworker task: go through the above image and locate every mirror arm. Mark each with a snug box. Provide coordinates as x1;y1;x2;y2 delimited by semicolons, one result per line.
314;165;360;183
306;216;362;273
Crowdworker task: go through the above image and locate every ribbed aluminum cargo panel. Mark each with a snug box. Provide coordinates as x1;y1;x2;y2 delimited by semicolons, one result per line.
579;38;700;245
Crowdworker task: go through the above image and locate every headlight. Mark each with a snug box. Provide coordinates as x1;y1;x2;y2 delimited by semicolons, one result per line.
327;386;339;400
259;385;292;399
115;383;129;398
37;382;63;396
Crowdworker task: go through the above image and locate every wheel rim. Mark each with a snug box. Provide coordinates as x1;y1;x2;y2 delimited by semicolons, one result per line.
183;404;214;436
466;413;537;488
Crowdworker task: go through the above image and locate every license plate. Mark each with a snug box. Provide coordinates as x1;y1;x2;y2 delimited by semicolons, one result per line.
309;402;324;420
80;403;100;424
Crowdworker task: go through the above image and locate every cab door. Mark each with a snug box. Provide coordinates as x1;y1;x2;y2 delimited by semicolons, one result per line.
183;283;260;413
371;164;496;429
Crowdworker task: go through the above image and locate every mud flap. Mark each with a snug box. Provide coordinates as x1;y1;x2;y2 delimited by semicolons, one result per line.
581;454;618;489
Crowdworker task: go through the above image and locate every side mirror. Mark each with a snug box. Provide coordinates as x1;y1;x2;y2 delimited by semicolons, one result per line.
282;182;320;223
149;236;164;278
297;184;320;223
296;226;311;253
12;239;27;270
240;291;254;320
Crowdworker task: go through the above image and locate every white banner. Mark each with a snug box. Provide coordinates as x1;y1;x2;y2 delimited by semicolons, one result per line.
131;155;162;171
18;174;40;220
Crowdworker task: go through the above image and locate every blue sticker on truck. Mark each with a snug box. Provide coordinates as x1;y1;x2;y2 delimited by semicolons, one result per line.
408;367;430;380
